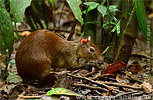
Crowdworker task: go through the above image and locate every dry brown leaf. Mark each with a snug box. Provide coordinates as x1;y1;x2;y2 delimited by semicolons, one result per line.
0;55;7;63
141;81;153;94
19;31;31;37
128;61;144;74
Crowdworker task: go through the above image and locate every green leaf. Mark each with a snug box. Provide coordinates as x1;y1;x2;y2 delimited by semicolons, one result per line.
6;72;23;84
84;2;96;6
111;20;121;36
10;59;15;65
66;0;84;26
116;20;121;36
87;2;99;13
109;5;119;12
84;2;99;13
135;0;149;39
0;0;14;56
112;16;118;23
10;0;32;22
97;5;107;16
0;0;5;8
47;88;82;96
102;21;116;28
49;0;56;9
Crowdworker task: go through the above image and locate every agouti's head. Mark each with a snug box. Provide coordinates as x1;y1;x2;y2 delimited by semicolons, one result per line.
76;37;103;65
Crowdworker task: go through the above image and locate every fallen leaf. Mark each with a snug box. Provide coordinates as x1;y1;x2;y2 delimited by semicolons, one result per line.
141;81;153;94
0;55;7;63
19;31;31;37
6;72;23;84
128;61;143;74
4;84;16;94
47;88;82;96
104;61;126;74
9;59;15;65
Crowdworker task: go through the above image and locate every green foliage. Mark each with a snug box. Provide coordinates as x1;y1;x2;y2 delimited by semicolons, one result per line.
108;5;119;12
10;0;32;22
6;72;23;84
112;19;120;36
134;0;149;39
66;0;84;26
0;0;14;56
97;5;107;17
25;1;50;31
84;2;99;13
134;0;152;45
49;0;56;9
0;0;32;79
9;59;15;65
100;5;120;36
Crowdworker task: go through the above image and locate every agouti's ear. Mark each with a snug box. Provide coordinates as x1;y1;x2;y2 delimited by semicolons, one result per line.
80;38;88;44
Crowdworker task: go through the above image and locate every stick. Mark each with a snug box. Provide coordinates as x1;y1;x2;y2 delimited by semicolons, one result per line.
73;83;108;92
17;86;31;100
131;53;153;60
113;91;139;98
66;73;108;88
17;91;27;100
120;71;143;83
21;96;42;99
0;81;6;92
82;71;97;77
104;82;142;90
67;19;78;40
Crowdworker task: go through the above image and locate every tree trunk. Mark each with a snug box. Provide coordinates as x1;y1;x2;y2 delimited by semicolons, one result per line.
114;6;138;63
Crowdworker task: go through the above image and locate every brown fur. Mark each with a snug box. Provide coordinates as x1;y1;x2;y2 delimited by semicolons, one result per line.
15;29;103;82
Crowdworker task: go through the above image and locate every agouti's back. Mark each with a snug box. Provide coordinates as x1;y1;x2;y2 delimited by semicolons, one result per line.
15;29;103;82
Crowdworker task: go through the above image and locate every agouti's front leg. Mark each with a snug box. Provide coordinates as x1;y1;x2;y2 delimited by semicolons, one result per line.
70;58;97;70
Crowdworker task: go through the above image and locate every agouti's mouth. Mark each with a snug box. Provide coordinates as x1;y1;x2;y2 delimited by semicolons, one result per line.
98;60;104;65
88;60;104;66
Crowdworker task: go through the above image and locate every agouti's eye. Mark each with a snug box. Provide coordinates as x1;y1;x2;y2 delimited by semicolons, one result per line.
90;47;95;52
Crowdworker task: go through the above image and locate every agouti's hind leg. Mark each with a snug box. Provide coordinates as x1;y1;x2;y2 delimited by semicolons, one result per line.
39;72;56;87
37;59;56;86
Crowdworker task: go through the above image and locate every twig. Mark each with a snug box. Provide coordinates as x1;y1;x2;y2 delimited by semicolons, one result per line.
21;96;42;99
131;53;153;60
132;91;144;96
66;73;108;89
113;91;139;98
90;74;116;80
102;46;109;55
17;91;27;100
104;82;142;90
82;71;97;77
17;86;31;100
0;81;6;92
73;83;108;92
0;81;5;88
94;90;103;96
89;75;100;80
120;71;143;83
71;69;82;74
67;19;78;40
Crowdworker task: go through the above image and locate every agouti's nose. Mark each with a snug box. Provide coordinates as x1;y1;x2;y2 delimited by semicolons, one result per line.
98;60;104;65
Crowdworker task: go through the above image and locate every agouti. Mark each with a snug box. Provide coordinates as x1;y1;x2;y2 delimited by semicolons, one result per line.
15;29;103;83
